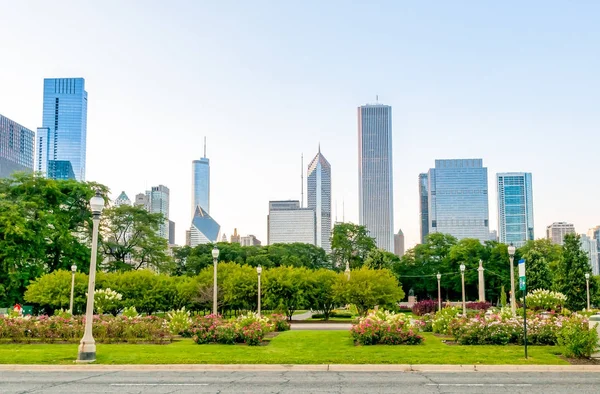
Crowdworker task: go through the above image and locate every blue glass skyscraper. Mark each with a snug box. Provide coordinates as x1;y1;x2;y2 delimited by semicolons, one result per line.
497;172;534;247
192;139;210;217
36;78;88;181
307;146;332;253
0;114;35;178
418;173;429;244
427;159;490;242
358;103;394;252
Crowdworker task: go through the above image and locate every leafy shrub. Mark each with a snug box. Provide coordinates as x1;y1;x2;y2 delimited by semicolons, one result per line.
122;306;140;319
53;309;72;319
351;310;423;346
412;300;437;316
557;314;599;358
432;307;461;335
415;313;433;332
89;288;122;315
167;307;192;336
525;289;567;311
312;311;354;319
270;314;291;331
465;302;491;311
189;313;275;346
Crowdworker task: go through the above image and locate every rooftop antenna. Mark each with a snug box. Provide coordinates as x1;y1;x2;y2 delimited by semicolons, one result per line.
342;200;345;222
301;153;304;208
203;136;206;158
376;94;379;103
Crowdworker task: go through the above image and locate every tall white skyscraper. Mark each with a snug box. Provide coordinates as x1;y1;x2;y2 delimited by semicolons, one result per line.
358;103;394;252
307;146;332;253
497;172;534;247
192;138;210;216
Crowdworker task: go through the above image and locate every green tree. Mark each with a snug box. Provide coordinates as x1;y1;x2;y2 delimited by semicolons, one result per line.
334;267;404;316
104;270;178;314
100;205;171;271
308;269;340;320
24;270;89;314
521;248;552;291
555;234;597;311
517;239;562;286
263;266;312;320
331;223;376;270
364;249;399;270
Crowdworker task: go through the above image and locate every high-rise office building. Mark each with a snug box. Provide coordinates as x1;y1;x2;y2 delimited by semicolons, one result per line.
36;78;88;181
588;226;600;275
267;200;316;245
189;206;220;246
169;220;176;245
358;103;394;252
134;193;148;209
580;234;599;275
497;172;534;247
307;146;332;253
146;185;170;240
426;159;490;242
546;222;575;245
192;138;210;217
230;228;241;244
418;173;429;244
0;114;34;178
114;191;132;207
240;235;261;246
394;229;405;258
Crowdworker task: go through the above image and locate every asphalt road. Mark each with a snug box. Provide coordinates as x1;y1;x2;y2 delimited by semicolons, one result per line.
2;371;600;393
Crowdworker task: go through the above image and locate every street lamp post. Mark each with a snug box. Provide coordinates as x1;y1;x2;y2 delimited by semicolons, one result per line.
212;246;220;315
345;261;350;280
585;273;591;311
460;264;466;317
76;191;104;363
508;243;516;316
257;265;262;316
69;264;77;315
436;272;442;311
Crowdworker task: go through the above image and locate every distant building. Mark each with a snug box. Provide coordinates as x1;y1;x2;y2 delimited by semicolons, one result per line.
146;185;170;240
267;200;315;245
580;234;599;275
240;235;261;247
185;230;191;247
394;229;405;258
358;103;394;252
489;230;498;242
192;139;210;216
307;146;332;253
36;78;88;181
189;206;220;246
588;226;600;276
230;228;241;244
418;173;429;244
0;114;34;178
497;172;534;247
134;193;148;208
546;222;575;245
114;191;132;207
221;234;228;243
426;159;490;242
169;220;176;245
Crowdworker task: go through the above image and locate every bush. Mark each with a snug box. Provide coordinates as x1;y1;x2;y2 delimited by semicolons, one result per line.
415;313;434;332
90;288;122;315
557;314;599;358
525;289;567;311
270;314;291;331
190;313;276;346
412;300;437;316
167;307;192;336
465;301;491;311
122;306;140;319
432;307;461;335
351;310;423;346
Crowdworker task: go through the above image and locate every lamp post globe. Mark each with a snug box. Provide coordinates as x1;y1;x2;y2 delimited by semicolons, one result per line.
77;191;104;363
212;246;220;260
71;264;77;273
507;243;516;316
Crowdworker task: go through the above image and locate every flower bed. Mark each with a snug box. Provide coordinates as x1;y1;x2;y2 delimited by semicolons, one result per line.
351;310;424;345
0;315;171;344
189;312;285;346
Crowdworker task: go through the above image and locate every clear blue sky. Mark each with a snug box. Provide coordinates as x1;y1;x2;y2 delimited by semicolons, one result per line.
1;1;599;247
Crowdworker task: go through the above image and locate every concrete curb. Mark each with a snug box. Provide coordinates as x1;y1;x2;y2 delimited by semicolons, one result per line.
2;364;600;372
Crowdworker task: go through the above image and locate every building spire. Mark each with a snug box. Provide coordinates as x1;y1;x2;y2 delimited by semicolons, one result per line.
203;136;207;158
318;142;321;154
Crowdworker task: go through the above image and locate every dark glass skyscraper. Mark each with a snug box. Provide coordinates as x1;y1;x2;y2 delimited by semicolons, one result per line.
0;114;34;178
307;146;332;253
418;173;429;243
36;78;88;181
358;104;394;252
497;172;534;247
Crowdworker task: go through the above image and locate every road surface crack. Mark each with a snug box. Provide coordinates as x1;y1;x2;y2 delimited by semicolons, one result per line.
17;370;120;394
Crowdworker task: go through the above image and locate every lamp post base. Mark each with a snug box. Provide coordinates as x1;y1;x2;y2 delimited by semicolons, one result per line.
77;341;96;363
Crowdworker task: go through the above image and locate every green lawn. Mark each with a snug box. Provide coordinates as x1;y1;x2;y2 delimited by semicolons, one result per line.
0;331;568;365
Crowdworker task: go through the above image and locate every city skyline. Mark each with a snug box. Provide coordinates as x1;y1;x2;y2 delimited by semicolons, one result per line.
1;2;599;247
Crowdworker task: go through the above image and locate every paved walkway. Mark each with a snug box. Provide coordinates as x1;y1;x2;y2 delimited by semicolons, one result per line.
290;311;313;321
290;322;352;330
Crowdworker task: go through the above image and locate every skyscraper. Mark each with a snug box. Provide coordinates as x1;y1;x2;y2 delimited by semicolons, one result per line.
146;185;170;240
0;114;34;178
588;226;600;275
169;220;176;245
394;229;405;258
358;103;394;252
497;172;534;247
427;159;490;242
192;138;210;216
36;78;88;181
230;228;241;244
580;234;599;275
307;146;332;253
546;222;575;245
418;173;429;244
189;206;220;246
114;191;132;207
267;200;316;245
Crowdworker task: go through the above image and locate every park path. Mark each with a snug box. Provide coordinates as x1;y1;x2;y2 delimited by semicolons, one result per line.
291;311;313;321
